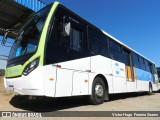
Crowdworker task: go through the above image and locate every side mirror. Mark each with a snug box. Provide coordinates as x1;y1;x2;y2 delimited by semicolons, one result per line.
62;22;71;37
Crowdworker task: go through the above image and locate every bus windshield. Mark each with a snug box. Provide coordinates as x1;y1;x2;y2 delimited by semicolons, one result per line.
9;5;52;60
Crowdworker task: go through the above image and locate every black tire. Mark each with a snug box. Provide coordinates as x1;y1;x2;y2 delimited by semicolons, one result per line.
148;83;153;95
88;77;106;105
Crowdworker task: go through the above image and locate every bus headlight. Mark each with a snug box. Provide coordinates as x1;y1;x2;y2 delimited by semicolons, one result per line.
23;58;39;76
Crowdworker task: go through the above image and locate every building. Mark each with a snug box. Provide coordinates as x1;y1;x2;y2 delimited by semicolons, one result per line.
0;0;47;70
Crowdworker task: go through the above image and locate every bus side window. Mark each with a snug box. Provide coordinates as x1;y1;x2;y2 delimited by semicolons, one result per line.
48;17;82;50
139;56;146;70
149;63;156;82
123;49;130;66
144;59;150;72
157;68;160;82
149;63;153;74
132;53;140;68
109;40;123;63
88;26;108;57
48;17;62;47
152;64;157;75
69;26;82;52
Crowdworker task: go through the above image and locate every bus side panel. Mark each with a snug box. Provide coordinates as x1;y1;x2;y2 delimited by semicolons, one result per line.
72;71;89;96
43;65;57;97
136;80;148;91
55;68;73;97
55;57;90;97
111;60;127;93
90;55;114;93
126;81;136;92
105;74;114;94
135;68;152;91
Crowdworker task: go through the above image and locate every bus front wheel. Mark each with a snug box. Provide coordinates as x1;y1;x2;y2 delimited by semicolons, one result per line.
89;77;106;105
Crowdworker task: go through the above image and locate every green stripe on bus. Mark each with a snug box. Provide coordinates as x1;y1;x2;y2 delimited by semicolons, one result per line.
38;2;59;65
5;2;59;77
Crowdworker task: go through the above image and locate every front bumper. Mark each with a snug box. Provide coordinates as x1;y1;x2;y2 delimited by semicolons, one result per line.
4;66;44;96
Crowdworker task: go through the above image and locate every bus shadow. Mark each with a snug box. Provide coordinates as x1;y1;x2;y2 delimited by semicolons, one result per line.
156;89;160;93
9;95;89;112
108;92;151;101
9;92;155;112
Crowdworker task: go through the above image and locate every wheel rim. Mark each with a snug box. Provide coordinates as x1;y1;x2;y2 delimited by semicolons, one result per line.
95;83;104;98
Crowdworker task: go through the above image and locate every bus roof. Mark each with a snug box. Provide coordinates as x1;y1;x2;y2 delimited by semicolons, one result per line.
101;30;155;64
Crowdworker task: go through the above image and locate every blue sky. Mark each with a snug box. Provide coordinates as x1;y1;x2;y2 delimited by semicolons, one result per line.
0;0;160;68
42;0;160;66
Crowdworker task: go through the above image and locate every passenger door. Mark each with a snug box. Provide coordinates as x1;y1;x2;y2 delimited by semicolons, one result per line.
123;49;136;92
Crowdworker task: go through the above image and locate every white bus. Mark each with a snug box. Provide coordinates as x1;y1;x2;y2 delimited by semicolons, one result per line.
3;1;159;105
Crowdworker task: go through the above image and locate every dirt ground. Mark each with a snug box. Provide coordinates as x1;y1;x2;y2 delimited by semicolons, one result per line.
0;76;160;120
0;76;19;111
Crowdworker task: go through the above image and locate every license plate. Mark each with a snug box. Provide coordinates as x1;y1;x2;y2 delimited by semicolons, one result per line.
8;85;14;91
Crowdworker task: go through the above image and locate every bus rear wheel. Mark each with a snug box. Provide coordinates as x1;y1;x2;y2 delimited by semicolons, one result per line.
89;77;106;105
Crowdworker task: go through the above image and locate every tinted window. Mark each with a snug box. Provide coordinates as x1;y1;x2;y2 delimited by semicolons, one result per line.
48;17;82;51
157;68;160;79
45;17;62;64
109;40;123;62
123;49;130;66
88;26;108;57
139;57;146;70
144;59;150;72
151;64;156;82
70;26;82;52
132;53;140;68
152;64;157;74
45;16;83;64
